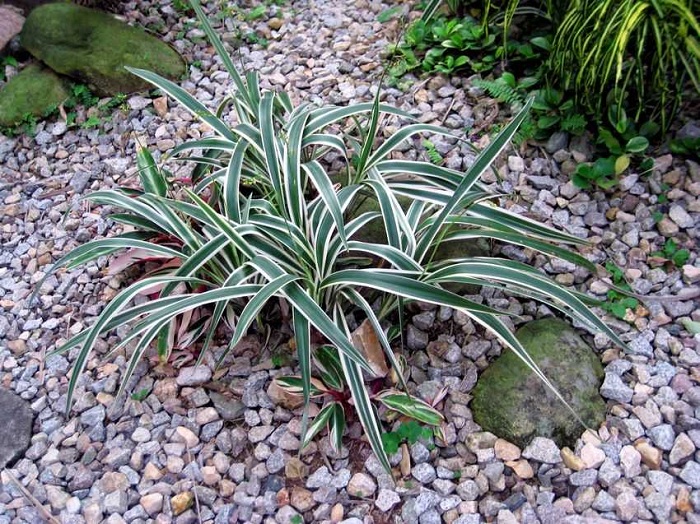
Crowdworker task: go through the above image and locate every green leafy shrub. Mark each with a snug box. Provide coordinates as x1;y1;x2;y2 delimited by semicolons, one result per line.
670;136;700;158
420;0;699;141
472;74;584;143
36;0;625;470
572;105;657;189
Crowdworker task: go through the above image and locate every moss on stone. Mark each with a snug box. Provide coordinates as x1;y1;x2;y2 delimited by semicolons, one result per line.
348;193;488;257
346;192;488;293
0;64;69;127
21;3;186;96
470;318;606;448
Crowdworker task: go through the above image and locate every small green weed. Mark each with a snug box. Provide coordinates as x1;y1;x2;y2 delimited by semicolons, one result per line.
173;0;192;12
472;74;585;144
381;420;433;455
0;56;18;82
80;115;102;129
130;388;151;401
388;16;500;77
573;105;657;190
13;113;39;137
377;5;403;24
651;238;690;268
271;351;291;368
245;4;267;21
601;262;638;320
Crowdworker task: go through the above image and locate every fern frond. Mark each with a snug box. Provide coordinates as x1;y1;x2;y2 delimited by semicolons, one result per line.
561;113;586;135
422;139;444;165
513;115;536;145
472;78;523;105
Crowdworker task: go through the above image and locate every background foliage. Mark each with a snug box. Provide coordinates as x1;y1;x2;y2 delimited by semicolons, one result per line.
407;0;700;133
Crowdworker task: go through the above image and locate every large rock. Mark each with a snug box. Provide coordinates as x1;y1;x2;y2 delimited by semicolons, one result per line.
0;63;69;127
0;388;34;468
348;194;489;259
347;193;488;294
20;3;186;96
470;318;606;448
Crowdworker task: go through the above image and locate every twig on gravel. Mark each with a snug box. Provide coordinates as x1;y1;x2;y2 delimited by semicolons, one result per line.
469;99;500;137
317;446;334;472
185;444;203;524
440;96;456;125
594;280;700;303
1;469;60;524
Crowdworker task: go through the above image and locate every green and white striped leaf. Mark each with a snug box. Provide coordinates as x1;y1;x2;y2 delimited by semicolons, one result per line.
335;307;391;472
376;391;445;426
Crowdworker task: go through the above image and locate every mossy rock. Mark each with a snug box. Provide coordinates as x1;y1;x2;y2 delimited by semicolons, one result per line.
20;3;186;96
0;63;69;127
348;192;489;258
347;192;488;294
470;318;606;448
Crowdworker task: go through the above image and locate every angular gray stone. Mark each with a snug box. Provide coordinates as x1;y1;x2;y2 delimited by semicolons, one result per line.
546;131;568;153
527;176;556;190
648;470;674;496
176;366;212;386
0;388;34;468
669;205;694;229
471;319;606;447
569;469;598;486
680;461;700;488
407;324;429;351
648;424;675;451
615;491;639;521
307;466;333;489
522;437;561;464
646;492;673;521
592;490;616;512
457;480;480;501
412;463;437;484
103;490;128;514
678;121;700;141
413;490;441;515
600;373;633;404
375;489;400;512
209;392;245;421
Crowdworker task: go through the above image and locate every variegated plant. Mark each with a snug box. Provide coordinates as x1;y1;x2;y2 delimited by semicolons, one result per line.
36;0;625;471
273;323;446;456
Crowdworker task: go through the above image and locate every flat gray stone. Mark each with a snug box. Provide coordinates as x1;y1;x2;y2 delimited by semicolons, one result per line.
0;388;34;468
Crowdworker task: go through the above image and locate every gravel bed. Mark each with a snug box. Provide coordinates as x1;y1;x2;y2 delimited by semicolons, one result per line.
1;0;699;523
